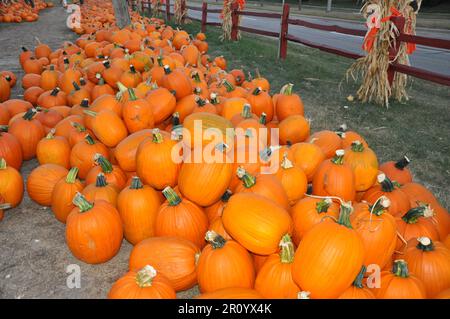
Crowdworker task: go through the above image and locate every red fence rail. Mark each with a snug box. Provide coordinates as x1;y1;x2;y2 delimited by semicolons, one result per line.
136;1;450;87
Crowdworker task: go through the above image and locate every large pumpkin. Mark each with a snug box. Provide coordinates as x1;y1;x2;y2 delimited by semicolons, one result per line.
292;202;365;298
197;231;255;293
222;192;292;255
343;141;378;191
27;164;68;206
114;129;153;172
66;193;123;264
9;109;45;160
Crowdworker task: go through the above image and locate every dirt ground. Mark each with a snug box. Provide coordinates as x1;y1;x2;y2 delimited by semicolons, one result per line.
0;5;198;299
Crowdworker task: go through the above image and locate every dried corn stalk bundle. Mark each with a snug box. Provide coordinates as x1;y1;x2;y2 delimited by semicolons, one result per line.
347;0;421;107
174;0;187;25
150;0;162;18
220;0;245;41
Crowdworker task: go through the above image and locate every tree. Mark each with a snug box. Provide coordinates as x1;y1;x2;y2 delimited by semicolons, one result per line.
112;0;131;28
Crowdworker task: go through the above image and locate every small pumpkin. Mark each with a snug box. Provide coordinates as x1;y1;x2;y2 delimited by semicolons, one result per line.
83;109;127;148
122;88;155;133
108;265;176;299
36;130;71;168
338;266;376;299
275;83;304;121
27;164;68;206
0;158;24;207
70;135;109;179
82;173;119;207
0;127;23;170
275;154;308;205
379;155;413;185
85;154;127;190
51;167;84;223
66;193;123;264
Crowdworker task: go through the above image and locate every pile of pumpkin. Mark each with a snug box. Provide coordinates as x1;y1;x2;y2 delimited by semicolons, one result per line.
0;0;450;299
0;0;53;23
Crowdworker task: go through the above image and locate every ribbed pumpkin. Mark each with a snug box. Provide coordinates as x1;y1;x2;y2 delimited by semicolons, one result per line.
402;237;450;298
197;231;255;293
0;128;23;170
84;109;127;148
362;174;411;217
234;167;289;209
113;129;152;173
275;154;307;205
312;150;356;202
290;197;340;245
338;266;376;299
122;88;154;133
66;193;123;264
290;142;326;182
129;236;200;292
27;164;68;206
275;83;304;121
205;189;232;223
292;202;365;298
155;187;209;248
161;66;192;100
0;158;24;207
108;265;176;299
70;135;109;179
222;192;292;255
379;155;413;185
178;145;233;207
254;234;300;298
308;130;342;158
278;115;310;145
145;87;176;124
9;109;45;160
117;177;162;245
82;173;119;207
136;129;181;190
343;141;378;191
351;198;397;269
51;167;84;223
36;130;71;168
246;87;274;122
374;259;426;299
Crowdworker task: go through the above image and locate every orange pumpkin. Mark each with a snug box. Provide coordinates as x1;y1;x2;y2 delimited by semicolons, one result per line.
27;164;68;206
84;109;127;148
9;109;45;160
338;266;376;299
82;173;119;207
379;155;413;185
36;130;71;168
0;129;23;170
70;135;109;179
275;83;304;121
344;140;378;191
0;158;24;207
85;154;127;190
275;154;307;205
51;167;84;223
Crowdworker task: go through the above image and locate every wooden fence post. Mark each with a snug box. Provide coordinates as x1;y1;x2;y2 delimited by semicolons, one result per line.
201;2;208;33
278;3;290;59
166;0;171;21
112;0;132;28
231;2;239;41
181;0;186;24
387;16;405;86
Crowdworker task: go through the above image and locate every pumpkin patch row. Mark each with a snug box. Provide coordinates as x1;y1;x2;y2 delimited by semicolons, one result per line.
0;0;449;299
0;0;53;23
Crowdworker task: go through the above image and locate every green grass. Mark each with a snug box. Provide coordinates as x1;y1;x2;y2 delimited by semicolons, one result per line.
175;21;450;209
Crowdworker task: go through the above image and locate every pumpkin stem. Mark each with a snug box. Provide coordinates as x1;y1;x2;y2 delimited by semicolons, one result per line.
350;141;365;152
84;135;96;146
0;125;8;133
72;192;94;213
205;230;226;249
22;108;37;121
94;154;113;174
163;65;171;74
222;79;234;92
0;158;7;169
21;47;28;52
392;259;409;278
220;189;232;202
0;203;11;210
192;72;201;83
128;88;138;101
172;112;180;127
102;60;111;69
210;93;219;105
152;128;164;143
259;113;267;125
80;98;89;108
195;97;207;106
135;265;157;288
83;110;97;118
337;202;354;229
130;176;144;190
297;291;311;299
280;83;294;95
72;81;81;91
369;196;390;216
95;173;108;187
377;173;396;192
116;82;128;93
236;167;256;188
129;65;137;73
394;155;410;170
401;204;434;224
331;149;345;165
156;56;164;67
66;167;79;184
162;186;181;206
45;129;56;139
80;78;87;86
352;265;366;288
280;153;294;170
252;87;262;95
335;124;347;138
316;198;332;213
241;104;252;119
416;237;434;252
279;234;295;264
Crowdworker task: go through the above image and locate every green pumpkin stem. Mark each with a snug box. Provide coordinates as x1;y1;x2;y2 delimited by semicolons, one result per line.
351;141;365;152
84;135;96;145
221;189;232;202
192;72;201;83
45;129;56;139
23;108;37;121
205;230;226;249
50;87;60;96
129;65;136;73
83;110;97;118
172;112;180;126
331;150;345;165
95;173;108;187
279;234;295;264
378;174;395;192
196;97;207;107
135;265;157;288
237;167;256;188
72;192;94;213
152;128;164;143
0;125;8;132
94;154;113;174
252;87;262;95
241;104;252;119
162;186;181;206
223;79;234;92
337;202;353;229
416;237;434;252
157;56;163;67
393;260;409;278
394;156;410;170
0;158;7;169
130;176;144;190
116;82;128;93
66;167;79;184
401;205;432;224
280;83;293;95
0;203;11;210
210;93;219;105
259;112;267;125
353;265;366;288
128;88;138;101
316;198;332;213
163;65;171;74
